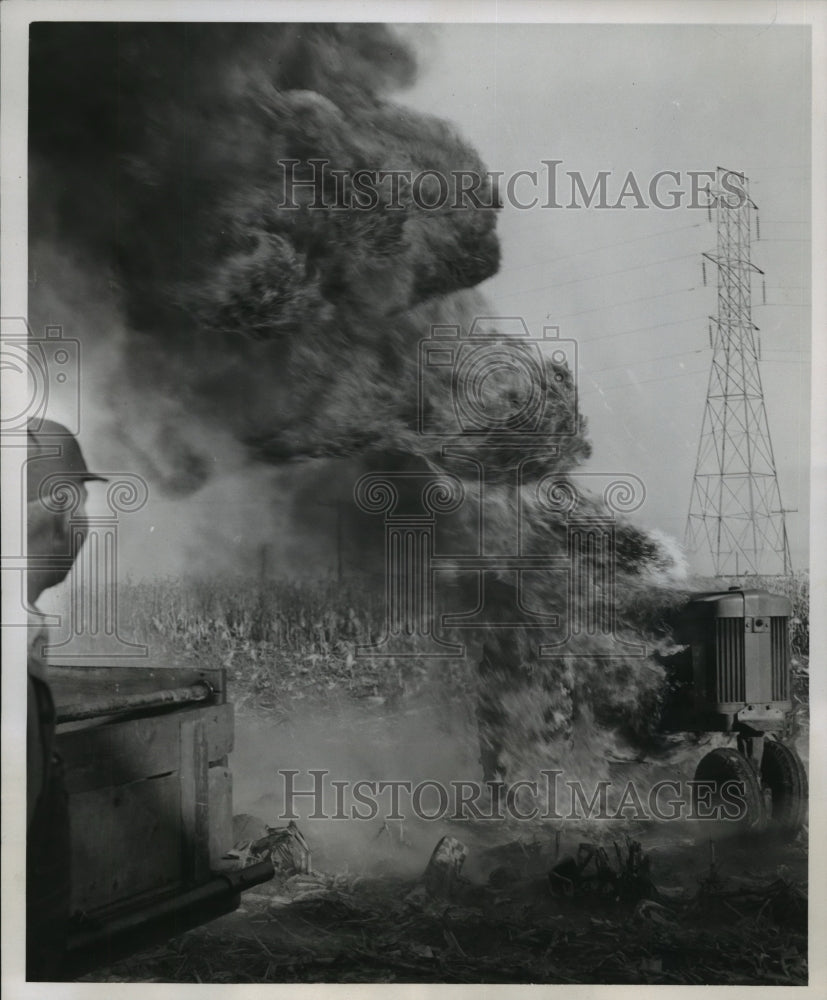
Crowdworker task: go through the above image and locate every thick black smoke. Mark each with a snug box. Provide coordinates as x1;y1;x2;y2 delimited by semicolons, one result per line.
29;23;680;774
30;23;501;479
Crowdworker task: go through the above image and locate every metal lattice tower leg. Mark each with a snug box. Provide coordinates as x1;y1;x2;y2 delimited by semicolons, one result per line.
685;168;792;577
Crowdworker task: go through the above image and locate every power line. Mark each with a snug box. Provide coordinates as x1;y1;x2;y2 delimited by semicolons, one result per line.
552;285;696;321
582;314;707;344
580;352;806;396
499;221;704;270
584;347;708;377
757;358;808;365
548;284;804;322
502;218;807;274
496;251;700;299
762;349;812;355
580;366;709;395
546;283;806;324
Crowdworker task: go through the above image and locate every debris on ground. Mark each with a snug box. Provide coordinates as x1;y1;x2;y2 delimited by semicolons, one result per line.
85;827;808;985
549;836;658;903
422;836;468;900
217;817;311;875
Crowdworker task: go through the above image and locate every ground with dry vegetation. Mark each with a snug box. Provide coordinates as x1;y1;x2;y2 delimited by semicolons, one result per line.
81;572;808;985
85;842;808;985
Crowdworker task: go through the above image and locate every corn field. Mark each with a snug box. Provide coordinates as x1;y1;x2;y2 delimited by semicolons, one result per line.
111;571;810;723
116;575;476;717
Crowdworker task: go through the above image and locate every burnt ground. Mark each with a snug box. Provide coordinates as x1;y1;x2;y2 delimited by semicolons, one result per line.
82;824;807;985
82;724;809;986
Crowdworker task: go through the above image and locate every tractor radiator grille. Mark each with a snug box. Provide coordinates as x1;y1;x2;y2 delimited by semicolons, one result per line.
715;618;745;703
771;617;790;700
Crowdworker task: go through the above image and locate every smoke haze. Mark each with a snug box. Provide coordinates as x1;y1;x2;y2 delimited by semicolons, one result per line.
29;22;686;800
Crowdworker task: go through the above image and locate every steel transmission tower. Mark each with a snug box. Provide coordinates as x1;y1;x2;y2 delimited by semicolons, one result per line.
685;168;792;577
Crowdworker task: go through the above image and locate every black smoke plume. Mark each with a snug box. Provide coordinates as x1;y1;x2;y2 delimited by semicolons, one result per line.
29;23;681;779
30;23;500;475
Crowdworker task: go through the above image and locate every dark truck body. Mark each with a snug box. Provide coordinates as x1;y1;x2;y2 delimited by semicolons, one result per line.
50;663;273;978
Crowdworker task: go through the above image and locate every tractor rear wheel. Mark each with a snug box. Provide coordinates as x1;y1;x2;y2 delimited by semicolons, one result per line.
693;747;767;834
760;739;808;839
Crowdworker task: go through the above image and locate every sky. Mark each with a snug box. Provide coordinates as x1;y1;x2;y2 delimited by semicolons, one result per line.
397;23;812;572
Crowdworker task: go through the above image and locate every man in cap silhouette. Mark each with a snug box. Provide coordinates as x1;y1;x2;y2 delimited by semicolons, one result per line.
26;418;107;980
